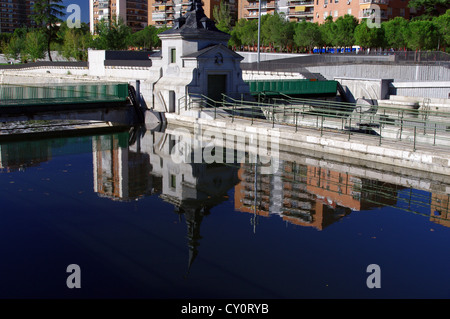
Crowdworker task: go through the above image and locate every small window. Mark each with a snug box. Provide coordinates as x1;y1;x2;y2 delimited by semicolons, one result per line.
170;48;176;63
170;174;176;188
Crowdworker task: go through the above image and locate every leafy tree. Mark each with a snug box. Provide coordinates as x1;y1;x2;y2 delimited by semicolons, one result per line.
319;15;336;47
261;13;294;51
232;18;259;48
332;14;358;47
4;28;27;61
213;0;234;33
94;17;132;50
294;21;323;52
405;19;438;50
382;17;409;49
23;31;47;62
128;25;165;50
354;20;385;49
433;9;450;51
31;0;65;61
408;0;448;19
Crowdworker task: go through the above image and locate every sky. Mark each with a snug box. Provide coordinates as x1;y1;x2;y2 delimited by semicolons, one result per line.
61;0;90;24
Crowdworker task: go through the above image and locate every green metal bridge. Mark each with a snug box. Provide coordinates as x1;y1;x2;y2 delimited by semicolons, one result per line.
0;83;129;107
245;79;338;98
0;82;144;125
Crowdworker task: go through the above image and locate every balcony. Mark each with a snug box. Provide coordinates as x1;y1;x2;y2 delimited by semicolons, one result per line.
359;0;388;4
287;1;314;6
359;9;387;18
287;10;314;16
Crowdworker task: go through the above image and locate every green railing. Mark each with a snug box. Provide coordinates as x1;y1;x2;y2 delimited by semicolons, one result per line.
182;93;450;151
246;79;338;96
0;83;129;107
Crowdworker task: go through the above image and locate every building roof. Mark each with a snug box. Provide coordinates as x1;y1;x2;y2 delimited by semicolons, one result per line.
181;43;243;60
159;0;230;40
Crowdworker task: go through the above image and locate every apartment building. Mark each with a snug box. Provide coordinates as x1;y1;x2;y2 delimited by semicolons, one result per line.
312;0;414;24
90;0;148;33
238;0;314;22
0;0;35;33
148;0;233;27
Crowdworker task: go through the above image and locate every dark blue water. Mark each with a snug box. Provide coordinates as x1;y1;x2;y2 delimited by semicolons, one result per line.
0;130;449;299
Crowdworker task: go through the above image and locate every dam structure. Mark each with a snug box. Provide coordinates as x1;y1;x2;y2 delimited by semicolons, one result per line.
0;0;449;177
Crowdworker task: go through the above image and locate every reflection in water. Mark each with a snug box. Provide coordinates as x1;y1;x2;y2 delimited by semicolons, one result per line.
1;126;450;285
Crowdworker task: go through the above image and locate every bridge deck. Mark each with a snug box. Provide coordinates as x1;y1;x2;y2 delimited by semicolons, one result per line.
245;79;338;97
0;83;129;108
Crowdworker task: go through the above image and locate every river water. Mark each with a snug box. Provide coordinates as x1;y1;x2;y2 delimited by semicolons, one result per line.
0;126;449;299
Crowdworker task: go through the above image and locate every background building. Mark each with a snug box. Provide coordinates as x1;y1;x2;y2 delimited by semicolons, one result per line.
148;0;229;27
0;0;35;33
90;0;148;34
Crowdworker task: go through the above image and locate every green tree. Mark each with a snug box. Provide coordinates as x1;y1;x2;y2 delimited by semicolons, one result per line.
23;31;47;62
4;28;27;61
382;17;409;49
213;0;234;33
231;18;259;49
94;17;132;50
60;25;92;61
405;19;438;50
294;21;323;52
433;9;450;51
128;25;164;50
31;0;65;61
408;0;448;19
261;13;294;51
319;15;336;47
333;14;358;47
354;20;385;49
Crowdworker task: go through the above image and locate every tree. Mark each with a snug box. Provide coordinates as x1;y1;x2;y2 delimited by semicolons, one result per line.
4;28;27;61
433;9;450;51
261;13;294;51
128;25;165;50
32;0;65;61
382;17;409;50
333;14;358;47
60;25;92;61
294;21;323;52
405;20;438;50
408;0;448;19
232;18;259;49
23;31;47;62
94;17;132;50
319;15;336;47
354;20;385;49
213;0;234;33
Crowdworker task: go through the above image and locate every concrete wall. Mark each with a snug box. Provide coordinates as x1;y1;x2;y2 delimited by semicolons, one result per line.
390;81;450;100
237;52;308;63
335;77;393;102
306;64;450;82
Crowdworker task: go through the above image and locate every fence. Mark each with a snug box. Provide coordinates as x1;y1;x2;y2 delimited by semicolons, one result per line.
181;93;450;152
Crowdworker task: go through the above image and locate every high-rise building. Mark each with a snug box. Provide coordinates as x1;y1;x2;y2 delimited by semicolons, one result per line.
238;0;314;22
89;0;148;34
148;0;235;28
311;0;415;24
0;0;35;33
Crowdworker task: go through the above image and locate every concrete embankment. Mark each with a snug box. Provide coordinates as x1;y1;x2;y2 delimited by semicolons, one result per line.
164;112;450;177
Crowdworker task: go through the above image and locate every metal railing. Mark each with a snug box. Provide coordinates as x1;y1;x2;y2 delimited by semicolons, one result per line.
181;93;450;151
